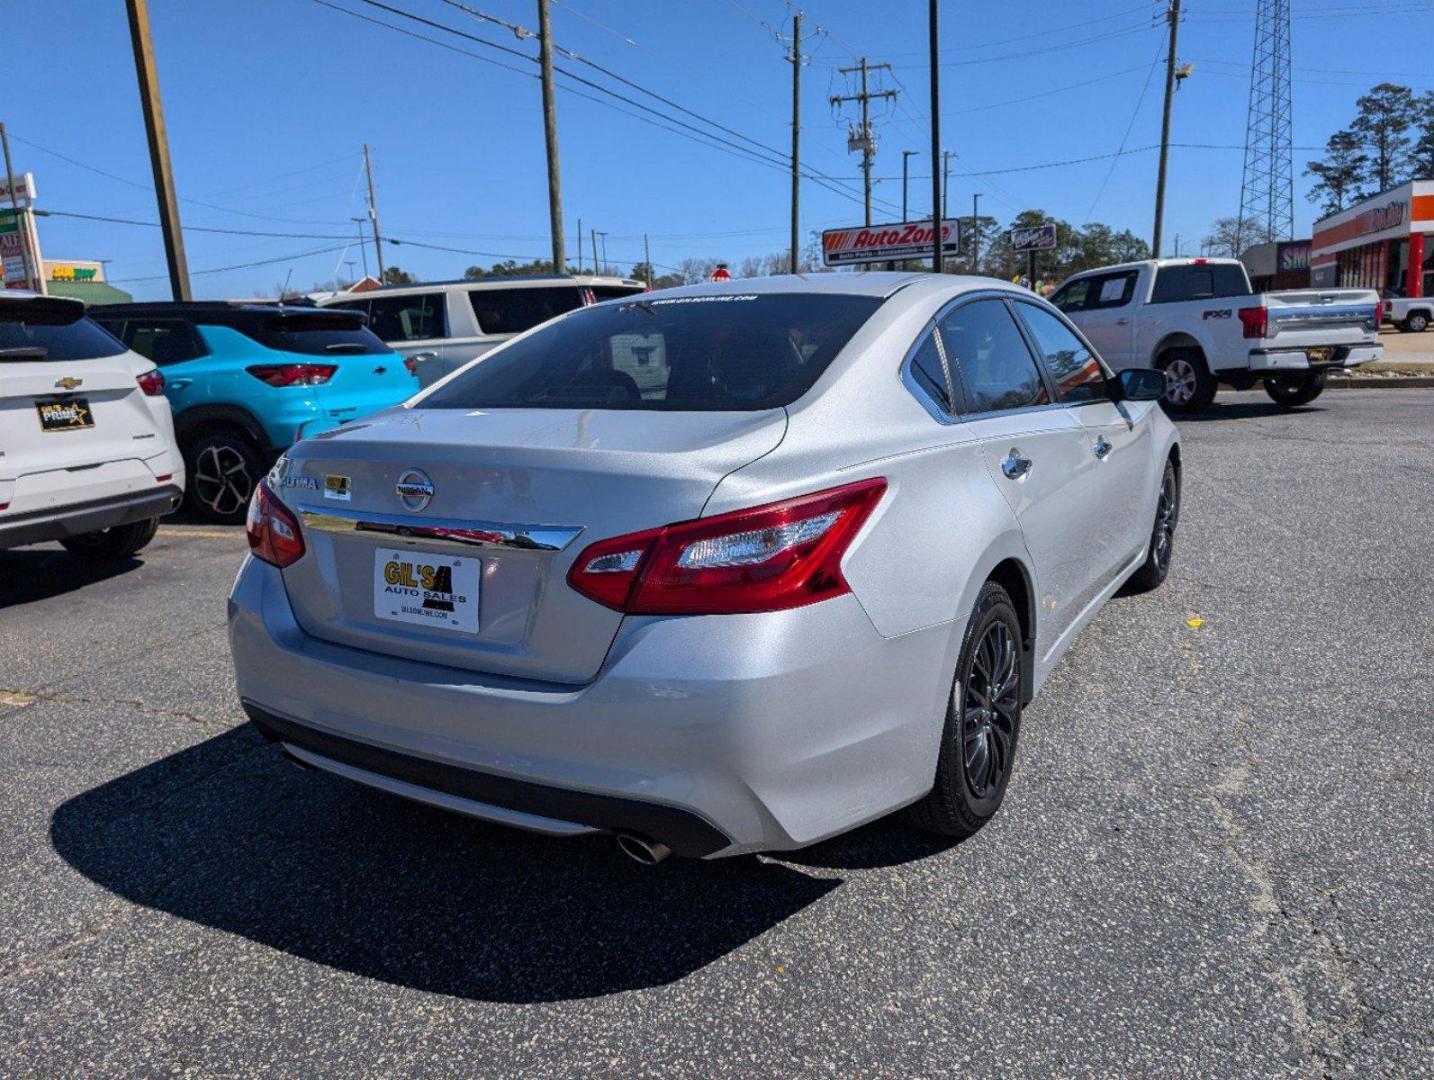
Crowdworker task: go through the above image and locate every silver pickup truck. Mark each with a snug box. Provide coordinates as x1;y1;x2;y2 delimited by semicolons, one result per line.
1050;258;1381;411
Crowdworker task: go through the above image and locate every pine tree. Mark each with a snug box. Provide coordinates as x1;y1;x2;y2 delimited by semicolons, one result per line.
1351;83;1417;192
1304;129;1368;215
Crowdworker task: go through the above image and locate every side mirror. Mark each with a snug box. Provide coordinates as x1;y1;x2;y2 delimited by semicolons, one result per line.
1113;367;1165;402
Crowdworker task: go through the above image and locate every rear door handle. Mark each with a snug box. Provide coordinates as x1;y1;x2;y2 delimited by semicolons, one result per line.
1115;318;1130;325
1001;449;1033;479
1093;436;1112;459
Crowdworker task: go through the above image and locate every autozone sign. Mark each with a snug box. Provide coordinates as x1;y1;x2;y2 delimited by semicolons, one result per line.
821;219;962;266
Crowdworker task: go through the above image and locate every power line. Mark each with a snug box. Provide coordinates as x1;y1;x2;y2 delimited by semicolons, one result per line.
317;0;902;216
110;243;352;283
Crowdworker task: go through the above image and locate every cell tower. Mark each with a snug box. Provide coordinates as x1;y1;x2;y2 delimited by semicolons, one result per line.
1237;0;1293;252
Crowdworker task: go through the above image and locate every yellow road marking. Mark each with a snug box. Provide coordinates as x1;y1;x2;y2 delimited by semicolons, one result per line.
157;528;240;539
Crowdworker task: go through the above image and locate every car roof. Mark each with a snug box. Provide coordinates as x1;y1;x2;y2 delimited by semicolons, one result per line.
646;271;932;300
88;302;367;331
333;274;646;296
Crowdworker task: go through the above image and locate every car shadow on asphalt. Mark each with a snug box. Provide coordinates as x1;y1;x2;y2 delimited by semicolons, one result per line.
50;726;841;1002
0;549;144;608
1175;400;1327;422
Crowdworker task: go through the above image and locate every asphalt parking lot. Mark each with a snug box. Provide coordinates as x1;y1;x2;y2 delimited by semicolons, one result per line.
1;389;1431;1078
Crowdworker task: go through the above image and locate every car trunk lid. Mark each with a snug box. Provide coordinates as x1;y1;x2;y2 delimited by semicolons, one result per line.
276;405;787;683
1263;287;1379;345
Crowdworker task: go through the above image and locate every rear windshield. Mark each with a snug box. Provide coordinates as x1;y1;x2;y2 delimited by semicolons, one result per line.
1151;264;1251;303
241;313;389;356
421;293;883;412
0;299;125;361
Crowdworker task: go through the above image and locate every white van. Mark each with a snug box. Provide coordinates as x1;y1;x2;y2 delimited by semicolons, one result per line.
1;292;184;559
318;274;646;388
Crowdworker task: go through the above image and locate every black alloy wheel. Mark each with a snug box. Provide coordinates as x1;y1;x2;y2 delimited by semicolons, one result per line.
1126;458;1179;593
906;581;1024;839
962;619;1020;803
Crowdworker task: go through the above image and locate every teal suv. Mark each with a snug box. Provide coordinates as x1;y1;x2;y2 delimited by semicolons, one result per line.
92;303;416;522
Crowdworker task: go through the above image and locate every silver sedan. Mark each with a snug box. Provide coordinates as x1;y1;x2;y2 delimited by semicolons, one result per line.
229;273;1181;863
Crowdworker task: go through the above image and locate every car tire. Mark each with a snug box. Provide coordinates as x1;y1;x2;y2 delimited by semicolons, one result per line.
1264;369;1327;407
1406;312;1429;332
1125;459;1179;593
1157;348;1218;414
59;517;160;560
907;581;1023;840
184;430;265;524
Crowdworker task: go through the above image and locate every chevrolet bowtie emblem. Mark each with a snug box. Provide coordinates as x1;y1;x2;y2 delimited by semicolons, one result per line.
55;377;83;390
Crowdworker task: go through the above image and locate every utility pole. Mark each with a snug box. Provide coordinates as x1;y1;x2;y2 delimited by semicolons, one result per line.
831;58;897;227
124;0;189;300
902;150;917;222
971;192;982;273
0;122;38;292
597;231;609;272
537;0;566;273
928;0;943;273
942;149;952;219
788;11;801;274
351;217;369;279
1152;0;1182;258
363;144;386;282
576;217;582;272
643;233;653;288
590;226;598;274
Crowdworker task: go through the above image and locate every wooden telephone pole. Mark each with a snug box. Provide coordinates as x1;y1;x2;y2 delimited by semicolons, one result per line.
831;58;897;226
363;144;385;283
1152;0;1183;258
538;0;566;273
124;0;190;300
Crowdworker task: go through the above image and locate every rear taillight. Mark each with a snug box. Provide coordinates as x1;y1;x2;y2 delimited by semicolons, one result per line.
402;356;419;375
1382;300;1393;317
245;479;306;568
568;478;887;615
1238;305;1268;339
136;369;165;396
246;363;337;387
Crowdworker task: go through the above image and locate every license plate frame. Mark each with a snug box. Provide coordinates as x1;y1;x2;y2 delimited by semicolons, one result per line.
35;397;95;432
373;548;480;634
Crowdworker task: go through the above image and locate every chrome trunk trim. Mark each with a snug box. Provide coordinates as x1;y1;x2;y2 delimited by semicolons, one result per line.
297;505;583;553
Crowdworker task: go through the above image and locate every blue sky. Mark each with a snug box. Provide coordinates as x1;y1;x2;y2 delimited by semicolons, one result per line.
10;0;1434;299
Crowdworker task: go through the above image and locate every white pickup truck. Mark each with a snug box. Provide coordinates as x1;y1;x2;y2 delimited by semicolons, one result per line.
1381;296;1434;333
1050;258;1381;411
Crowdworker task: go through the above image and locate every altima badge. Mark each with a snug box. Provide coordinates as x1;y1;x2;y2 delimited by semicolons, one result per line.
395;468;435;512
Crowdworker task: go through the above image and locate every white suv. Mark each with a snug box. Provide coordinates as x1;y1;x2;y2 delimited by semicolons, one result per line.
318;274;646;388
1;293;184;560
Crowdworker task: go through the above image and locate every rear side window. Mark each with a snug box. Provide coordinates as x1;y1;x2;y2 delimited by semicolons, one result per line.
590;285;645;301
939;299;1048;414
0;298;125;361
237;313;390;356
468;286;585;335
422;293;882;411
907;330;953;412
126;319;209;365
1152;264;1251;303
367;293;445;341
1014;303;1107;403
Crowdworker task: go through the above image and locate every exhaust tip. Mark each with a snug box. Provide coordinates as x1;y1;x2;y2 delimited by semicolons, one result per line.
616;832;671;866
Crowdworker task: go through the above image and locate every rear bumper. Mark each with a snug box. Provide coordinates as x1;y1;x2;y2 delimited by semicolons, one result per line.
0;484;182;549
1245;342;1381;372
227;556;960;857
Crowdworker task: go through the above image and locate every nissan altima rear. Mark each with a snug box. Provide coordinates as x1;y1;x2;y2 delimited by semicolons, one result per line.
228;275;1180;860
